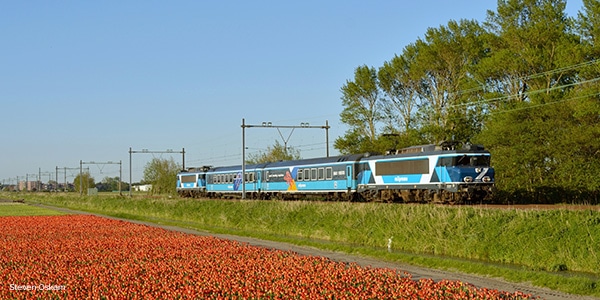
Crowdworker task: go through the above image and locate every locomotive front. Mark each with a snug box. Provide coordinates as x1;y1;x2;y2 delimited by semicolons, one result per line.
433;147;495;203
358;142;495;203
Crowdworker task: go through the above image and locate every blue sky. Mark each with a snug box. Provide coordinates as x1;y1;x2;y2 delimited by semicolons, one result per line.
0;1;584;184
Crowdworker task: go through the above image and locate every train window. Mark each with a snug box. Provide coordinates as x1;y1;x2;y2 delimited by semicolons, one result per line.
303;169;309;181
376;159;429;175
311;168;317;180
326;167;333;180
451;155;490;167
469;155;490;166
455;155;470;166
298;169;304;181
318;168;324;180
181;175;196;183
437;157;453;167
265;171;269;182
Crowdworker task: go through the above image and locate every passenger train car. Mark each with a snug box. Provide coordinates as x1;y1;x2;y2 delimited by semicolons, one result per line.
177;141;494;203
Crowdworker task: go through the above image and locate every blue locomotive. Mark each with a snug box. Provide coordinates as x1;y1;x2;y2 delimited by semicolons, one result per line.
177;141;494;203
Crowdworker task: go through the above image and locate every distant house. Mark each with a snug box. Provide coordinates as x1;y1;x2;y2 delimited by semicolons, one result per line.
133;184;152;192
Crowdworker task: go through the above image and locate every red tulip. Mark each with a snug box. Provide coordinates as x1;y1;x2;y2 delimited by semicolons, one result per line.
0;215;536;299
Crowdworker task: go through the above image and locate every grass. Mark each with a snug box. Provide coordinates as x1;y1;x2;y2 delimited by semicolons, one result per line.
0;202;66;217
2;192;599;297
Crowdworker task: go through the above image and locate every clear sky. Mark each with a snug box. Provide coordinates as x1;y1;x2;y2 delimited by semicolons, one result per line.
0;1;584;184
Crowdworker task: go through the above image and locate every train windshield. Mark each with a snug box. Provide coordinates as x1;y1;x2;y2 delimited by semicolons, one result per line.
438;155;491;167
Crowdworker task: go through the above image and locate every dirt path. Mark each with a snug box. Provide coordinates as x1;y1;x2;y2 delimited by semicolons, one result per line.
27;203;599;300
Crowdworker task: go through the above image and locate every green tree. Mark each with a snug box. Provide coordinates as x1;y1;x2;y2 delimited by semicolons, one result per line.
410;19;488;143
474;0;592;202
333;0;598;203
143;158;180;195
246;140;301;164
378;48;420;135
98;176;124;192
336;65;382;154
73;172;95;194
576;0;600;79
481;0;582;105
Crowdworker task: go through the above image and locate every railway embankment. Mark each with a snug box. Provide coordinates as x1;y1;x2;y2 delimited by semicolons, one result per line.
2;192;599;298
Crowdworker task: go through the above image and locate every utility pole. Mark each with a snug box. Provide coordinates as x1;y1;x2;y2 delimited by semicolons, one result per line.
57;166;87;192
128;147;185;197
79;161;122;196
241;119;330;199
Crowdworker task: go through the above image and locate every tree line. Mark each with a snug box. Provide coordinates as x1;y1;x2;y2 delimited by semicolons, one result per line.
73;157;180;195
335;0;600;204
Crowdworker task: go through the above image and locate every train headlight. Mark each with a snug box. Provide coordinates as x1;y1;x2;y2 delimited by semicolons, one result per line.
482;176;491;183
475;168;482;173
463;176;473;183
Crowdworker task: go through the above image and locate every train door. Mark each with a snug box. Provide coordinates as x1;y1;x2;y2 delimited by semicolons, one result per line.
256;171;262;192
346;165;353;190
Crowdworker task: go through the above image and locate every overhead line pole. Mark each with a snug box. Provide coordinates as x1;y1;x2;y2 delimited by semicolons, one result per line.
57;166;88;192
80;160;122;196
241;119;330;199
128;147;185;197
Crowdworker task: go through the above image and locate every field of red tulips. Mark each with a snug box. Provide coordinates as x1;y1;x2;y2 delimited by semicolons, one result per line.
1;215;535;299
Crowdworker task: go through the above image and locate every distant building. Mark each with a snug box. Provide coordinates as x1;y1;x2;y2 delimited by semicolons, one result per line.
17;181;41;191
133;184;152;192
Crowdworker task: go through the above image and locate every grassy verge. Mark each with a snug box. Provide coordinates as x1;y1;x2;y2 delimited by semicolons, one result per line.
0;202;66;217
3;192;599;297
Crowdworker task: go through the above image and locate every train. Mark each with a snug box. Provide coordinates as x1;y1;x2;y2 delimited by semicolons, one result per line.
176;141;495;203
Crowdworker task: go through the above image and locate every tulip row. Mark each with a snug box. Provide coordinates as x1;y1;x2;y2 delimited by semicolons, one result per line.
0;215;535;299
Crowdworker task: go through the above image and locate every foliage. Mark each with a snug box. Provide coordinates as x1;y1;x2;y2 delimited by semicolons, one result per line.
97;176;128;192
142;158;180;195
337;65;383;154
246;140;301;164
337;0;600;203
72;172;95;193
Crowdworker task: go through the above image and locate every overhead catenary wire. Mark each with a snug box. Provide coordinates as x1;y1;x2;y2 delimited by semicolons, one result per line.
450;76;600;109
190;61;600;166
